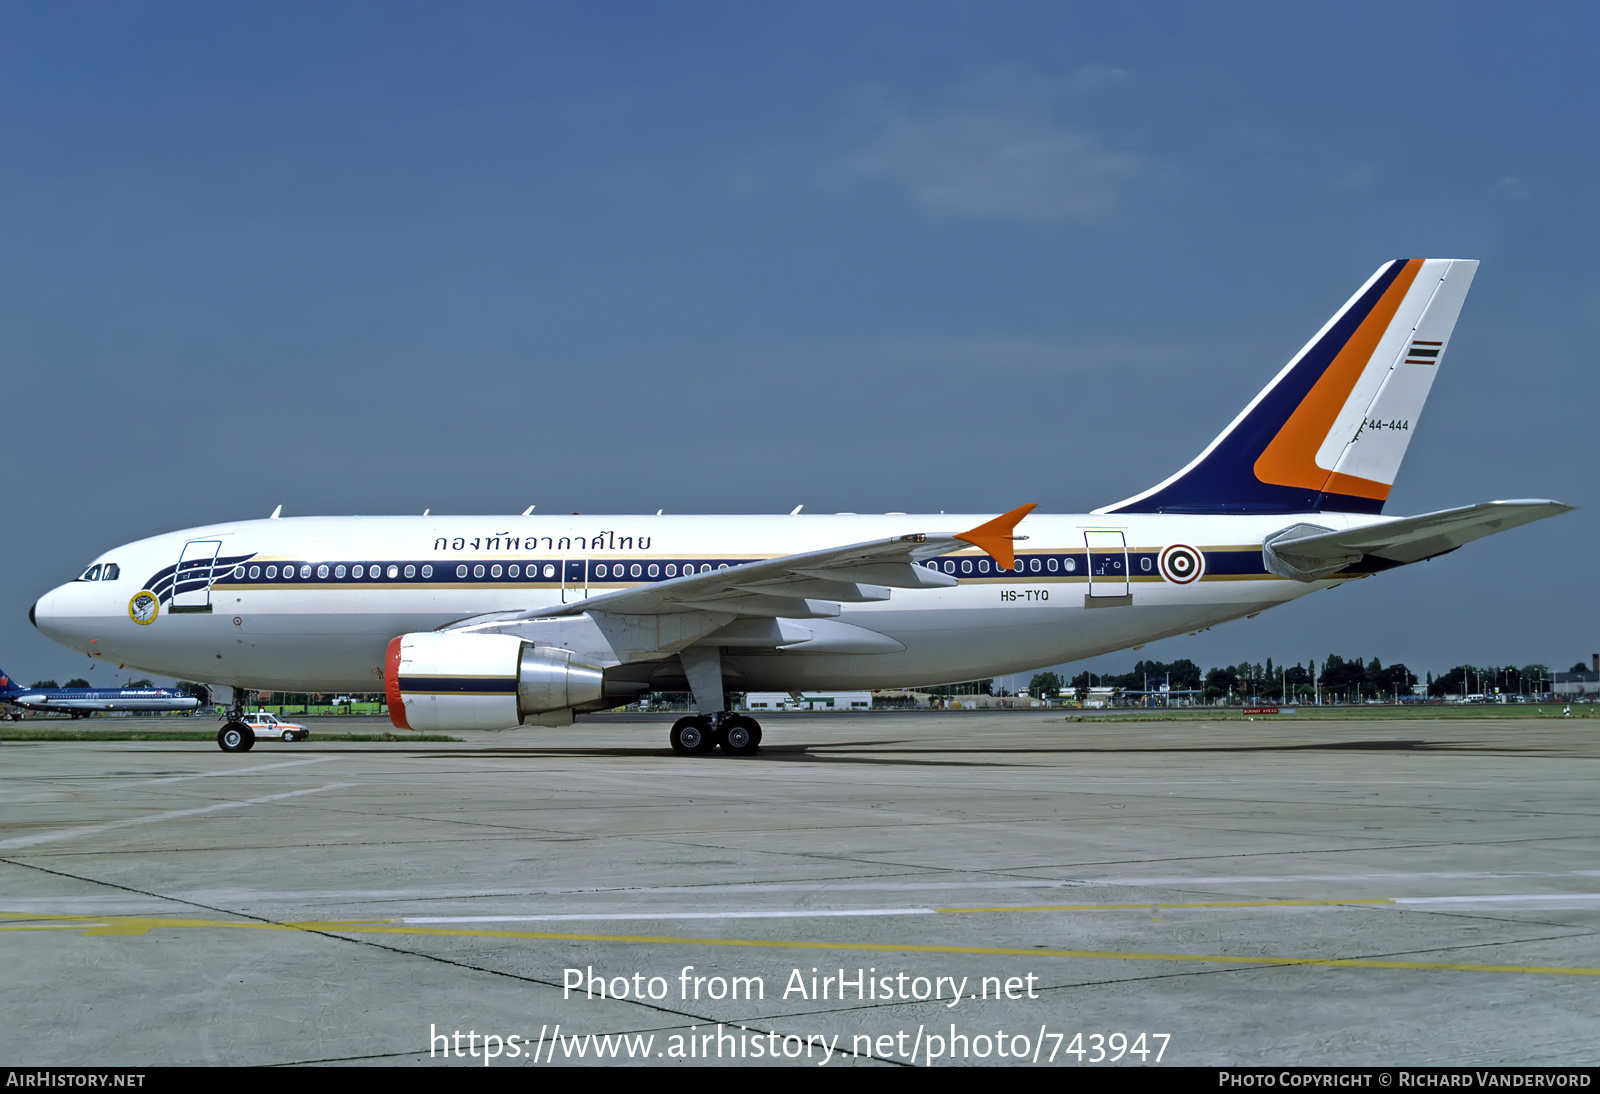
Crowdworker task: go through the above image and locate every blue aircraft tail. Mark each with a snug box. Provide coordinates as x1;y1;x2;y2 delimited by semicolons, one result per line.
1097;259;1478;516
0;671;23;696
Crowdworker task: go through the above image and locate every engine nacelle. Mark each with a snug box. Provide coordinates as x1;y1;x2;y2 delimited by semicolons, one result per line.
386;632;606;731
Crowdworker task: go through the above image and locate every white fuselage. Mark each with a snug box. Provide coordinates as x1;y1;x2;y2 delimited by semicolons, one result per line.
31;511;1383;694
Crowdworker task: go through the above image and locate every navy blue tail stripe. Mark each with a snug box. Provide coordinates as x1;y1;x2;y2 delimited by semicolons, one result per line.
1107;261;1410;516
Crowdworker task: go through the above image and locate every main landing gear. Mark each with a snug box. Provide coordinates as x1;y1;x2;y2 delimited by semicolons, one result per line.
669;712;762;757
670;646;762;757
217;688;255;753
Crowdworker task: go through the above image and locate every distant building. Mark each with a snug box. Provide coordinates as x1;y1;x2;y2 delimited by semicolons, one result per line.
744;692;872;712
1553;672;1599;699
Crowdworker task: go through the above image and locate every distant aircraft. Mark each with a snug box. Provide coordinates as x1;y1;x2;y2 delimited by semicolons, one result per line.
0;671;202;719
29;259;1572;753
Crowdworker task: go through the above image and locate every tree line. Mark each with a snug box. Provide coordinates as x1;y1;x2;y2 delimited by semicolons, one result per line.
1026;656;1558;704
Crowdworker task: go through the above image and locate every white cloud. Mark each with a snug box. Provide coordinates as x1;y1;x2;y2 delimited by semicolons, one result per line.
825;71;1150;224
1336;164;1380;191
1487;175;1529;201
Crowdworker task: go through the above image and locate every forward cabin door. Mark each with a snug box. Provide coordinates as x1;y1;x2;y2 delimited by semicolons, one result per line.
1084;530;1131;606
171;539;222;613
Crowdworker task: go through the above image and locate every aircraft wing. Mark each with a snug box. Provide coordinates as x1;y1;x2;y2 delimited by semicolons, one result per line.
462;504;1035;624
1267;499;1572;577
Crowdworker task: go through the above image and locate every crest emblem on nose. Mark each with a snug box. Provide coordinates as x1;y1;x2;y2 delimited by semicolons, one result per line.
129;591;160;625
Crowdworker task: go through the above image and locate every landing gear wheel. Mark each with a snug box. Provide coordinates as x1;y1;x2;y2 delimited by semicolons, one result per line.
670;715;716;756
719;715;762;756
218;722;256;753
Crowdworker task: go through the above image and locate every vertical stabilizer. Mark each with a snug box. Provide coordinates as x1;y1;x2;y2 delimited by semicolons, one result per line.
1099;259;1477;515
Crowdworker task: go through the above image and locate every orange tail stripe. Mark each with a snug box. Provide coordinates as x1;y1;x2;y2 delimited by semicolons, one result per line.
1253;259;1422;501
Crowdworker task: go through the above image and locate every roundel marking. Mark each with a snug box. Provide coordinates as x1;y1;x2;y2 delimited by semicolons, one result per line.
1158;544;1205;585
129;591;160;625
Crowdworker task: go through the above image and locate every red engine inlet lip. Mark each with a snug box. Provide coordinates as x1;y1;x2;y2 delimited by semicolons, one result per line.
385;636;410;729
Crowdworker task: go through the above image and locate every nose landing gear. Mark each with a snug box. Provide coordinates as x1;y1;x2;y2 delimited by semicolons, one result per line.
217;688;255;753
217;722;255;752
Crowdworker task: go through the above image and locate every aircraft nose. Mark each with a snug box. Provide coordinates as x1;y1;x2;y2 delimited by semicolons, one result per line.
30;588;69;644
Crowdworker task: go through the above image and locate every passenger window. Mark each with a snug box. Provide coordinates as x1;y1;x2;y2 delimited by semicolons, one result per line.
455;565;467;579
335;565;346;578
405;565;417;578
386;565;399;579
665;564;677;577
1047;558;1058;572
543;563;556;578
354;565;365;578
266;565;278;579
317;565;329;579
473;565;485;578
944;561;955;573
490;564;502;578
422;564;434;578
299;564;311;579
1065;557;1076;572
961;560;972;573
630;564;642;577
647;564;659;577
249;565;261;579
507;564;519;578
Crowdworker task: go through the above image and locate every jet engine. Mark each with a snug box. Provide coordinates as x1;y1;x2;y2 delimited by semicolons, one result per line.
385;632;605;731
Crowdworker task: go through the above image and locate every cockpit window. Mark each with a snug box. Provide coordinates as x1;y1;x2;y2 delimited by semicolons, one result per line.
101;563;120;581
77;565;101;582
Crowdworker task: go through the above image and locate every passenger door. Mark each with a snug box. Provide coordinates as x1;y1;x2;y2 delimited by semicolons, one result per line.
1085;531;1131;606
171;540;222;613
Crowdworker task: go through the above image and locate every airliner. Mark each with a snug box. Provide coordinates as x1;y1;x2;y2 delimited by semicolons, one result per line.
29;259;1571;754
0;671;202;718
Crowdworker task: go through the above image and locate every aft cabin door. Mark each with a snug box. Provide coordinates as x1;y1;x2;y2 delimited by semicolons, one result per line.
171;539;222;613
562;558;588;603
1085;531;1131;606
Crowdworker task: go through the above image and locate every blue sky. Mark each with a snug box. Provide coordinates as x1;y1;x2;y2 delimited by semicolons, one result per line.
4;2;1594;687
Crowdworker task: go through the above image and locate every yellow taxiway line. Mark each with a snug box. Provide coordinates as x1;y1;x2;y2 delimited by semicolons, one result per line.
1;911;1596;977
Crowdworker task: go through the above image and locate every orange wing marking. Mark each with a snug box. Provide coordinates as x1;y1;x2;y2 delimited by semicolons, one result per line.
955;504;1037;571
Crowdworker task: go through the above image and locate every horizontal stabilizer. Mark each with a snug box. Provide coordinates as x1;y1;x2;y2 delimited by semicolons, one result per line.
1264;500;1572;580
